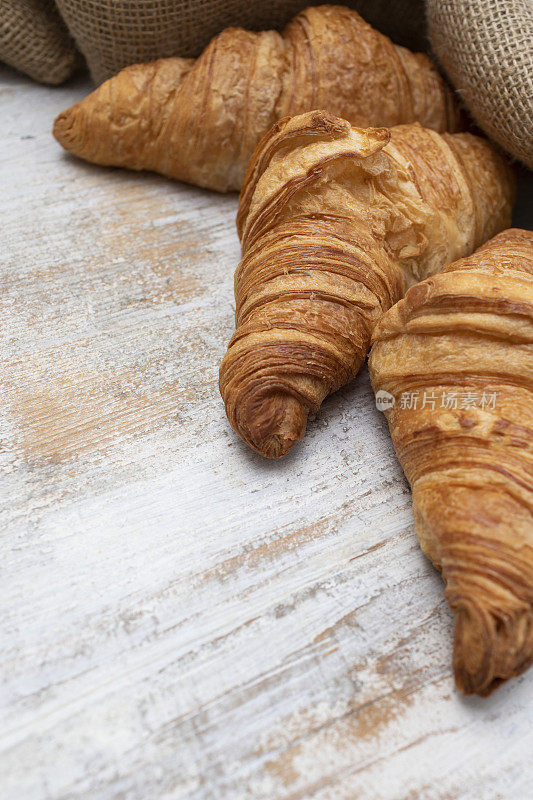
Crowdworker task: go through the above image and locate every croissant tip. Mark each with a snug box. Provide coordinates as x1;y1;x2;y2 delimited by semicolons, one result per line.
53;107;76;150
237;391;308;459
256;431;300;459
452;601;533;697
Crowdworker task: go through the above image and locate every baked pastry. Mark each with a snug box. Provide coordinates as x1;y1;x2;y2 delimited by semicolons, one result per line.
53;4;460;192
369;229;533;696
219;111;514;458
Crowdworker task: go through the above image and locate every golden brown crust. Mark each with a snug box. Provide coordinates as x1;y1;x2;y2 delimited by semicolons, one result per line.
219;110;514;459
53;5;461;192
369;229;533;696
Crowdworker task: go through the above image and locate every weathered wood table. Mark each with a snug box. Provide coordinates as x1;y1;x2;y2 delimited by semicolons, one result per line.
1;67;532;800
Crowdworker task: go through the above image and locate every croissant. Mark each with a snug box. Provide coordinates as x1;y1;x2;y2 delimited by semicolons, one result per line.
368;229;533;696
219;110;515;458
52;4;461;193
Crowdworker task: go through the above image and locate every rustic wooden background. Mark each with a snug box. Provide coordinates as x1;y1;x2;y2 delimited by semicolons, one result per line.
1;66;532;800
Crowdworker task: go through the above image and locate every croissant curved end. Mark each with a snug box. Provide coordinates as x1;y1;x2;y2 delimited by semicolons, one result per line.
53;106;77;152
452;601;533;697
234;391;308;459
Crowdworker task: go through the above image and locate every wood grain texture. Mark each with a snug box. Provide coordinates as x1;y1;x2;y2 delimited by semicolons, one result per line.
0;67;532;800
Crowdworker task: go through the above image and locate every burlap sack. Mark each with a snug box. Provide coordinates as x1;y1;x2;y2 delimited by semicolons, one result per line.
428;0;533;169
0;0;78;85
54;0;426;86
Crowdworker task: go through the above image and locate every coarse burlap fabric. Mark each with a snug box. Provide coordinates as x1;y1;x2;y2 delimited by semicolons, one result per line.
0;0;78;85
428;0;533;169
53;0;426;85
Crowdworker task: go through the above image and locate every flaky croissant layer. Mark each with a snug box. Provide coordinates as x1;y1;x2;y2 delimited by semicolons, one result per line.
369;229;533;696
53;4;460;192
219;111;514;458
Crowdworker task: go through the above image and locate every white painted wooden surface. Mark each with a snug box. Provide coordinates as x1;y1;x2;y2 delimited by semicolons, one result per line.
1;67;532;800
